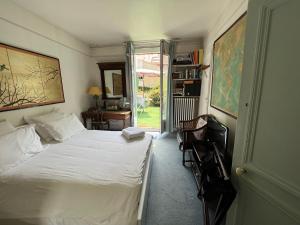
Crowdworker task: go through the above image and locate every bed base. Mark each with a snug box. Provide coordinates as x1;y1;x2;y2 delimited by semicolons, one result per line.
137;145;153;225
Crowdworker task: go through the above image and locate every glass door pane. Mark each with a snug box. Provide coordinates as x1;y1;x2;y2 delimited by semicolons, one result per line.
129;47;137;127
132;54;138;127
160;40;170;133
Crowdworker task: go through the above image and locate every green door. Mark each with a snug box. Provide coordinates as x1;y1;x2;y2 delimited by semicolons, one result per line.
229;0;300;224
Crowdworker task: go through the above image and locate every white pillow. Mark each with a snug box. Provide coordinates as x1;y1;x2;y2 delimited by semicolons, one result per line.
18;125;45;154
0;120;16;136
0;125;44;173
43;113;86;142
24;110;67;142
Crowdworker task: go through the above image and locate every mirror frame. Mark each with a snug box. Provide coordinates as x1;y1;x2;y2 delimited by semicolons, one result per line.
98;62;127;99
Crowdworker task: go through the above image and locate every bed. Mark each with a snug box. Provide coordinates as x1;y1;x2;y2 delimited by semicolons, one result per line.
0;129;153;225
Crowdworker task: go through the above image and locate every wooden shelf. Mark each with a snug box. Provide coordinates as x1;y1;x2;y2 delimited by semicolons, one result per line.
173;78;201;81
172;64;201;68
172;64;210;70
173;95;200;98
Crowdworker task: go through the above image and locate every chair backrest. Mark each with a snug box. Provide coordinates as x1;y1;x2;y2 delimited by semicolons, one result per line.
206;115;229;155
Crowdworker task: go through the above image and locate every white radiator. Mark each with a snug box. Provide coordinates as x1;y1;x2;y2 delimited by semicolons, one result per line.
173;96;199;130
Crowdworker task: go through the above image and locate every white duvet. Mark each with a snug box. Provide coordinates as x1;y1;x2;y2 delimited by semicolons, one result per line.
0;130;152;225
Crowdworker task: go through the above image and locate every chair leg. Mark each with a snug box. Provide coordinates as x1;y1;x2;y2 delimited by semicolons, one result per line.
182;149;186;166
179;143;183;151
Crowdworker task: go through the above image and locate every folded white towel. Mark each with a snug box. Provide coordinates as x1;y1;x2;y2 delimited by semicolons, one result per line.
122;127;145;140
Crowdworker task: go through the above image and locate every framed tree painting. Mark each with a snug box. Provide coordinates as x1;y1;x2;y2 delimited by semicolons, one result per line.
211;13;247;118
0;43;65;112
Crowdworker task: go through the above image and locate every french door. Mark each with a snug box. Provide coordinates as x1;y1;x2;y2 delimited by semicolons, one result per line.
126;42;137;127
128;40;170;132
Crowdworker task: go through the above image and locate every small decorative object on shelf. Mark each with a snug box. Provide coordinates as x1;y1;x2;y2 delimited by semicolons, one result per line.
172;72;181;79
201;64;210;70
119;97;131;110
173;48;206;66
105;99;119;111
173;54;192;65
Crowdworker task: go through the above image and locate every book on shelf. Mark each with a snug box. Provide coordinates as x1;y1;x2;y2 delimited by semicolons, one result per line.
193;49;199;65
173;49;203;65
172;68;202;79
199;49;204;65
173;54;192;65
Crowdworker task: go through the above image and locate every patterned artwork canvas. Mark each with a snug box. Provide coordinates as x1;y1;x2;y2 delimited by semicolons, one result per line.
112;73;123;95
0;43;64;112
211;14;247;118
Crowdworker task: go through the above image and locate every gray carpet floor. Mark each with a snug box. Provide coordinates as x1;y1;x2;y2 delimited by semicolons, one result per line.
145;136;203;225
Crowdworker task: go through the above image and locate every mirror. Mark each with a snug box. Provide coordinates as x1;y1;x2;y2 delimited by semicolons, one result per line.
98;62;126;99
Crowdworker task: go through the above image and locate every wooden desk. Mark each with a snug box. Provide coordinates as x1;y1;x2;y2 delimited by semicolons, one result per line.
102;110;131;129
81;110;131;130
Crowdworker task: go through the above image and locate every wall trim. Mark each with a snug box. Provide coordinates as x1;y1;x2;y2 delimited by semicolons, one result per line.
92;54;125;58
244;4;271;164
0;16;91;57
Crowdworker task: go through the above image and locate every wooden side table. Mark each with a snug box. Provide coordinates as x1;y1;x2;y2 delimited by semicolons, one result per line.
81;110;109;130
102;110;131;129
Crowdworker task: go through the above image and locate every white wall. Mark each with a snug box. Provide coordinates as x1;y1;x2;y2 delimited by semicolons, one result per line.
90;39;203;63
174;39;203;55
91;45;126;63
0;0;98;125
200;0;248;155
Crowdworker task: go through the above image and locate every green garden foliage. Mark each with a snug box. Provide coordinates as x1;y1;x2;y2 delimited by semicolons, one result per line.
149;86;160;106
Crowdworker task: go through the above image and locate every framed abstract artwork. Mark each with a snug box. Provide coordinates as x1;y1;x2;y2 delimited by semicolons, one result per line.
0;43;64;112
211;13;247;118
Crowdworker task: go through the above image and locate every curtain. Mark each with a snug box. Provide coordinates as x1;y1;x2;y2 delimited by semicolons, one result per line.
125;41;137;126
166;41;175;132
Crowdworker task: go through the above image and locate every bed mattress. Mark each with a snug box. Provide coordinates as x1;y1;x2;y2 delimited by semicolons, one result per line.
0;130;152;225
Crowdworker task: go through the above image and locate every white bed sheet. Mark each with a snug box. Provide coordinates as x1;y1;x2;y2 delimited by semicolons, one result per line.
0;130;152;225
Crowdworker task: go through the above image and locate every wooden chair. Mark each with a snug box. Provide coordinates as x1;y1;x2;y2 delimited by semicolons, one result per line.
81;110;109;130
177;114;211;166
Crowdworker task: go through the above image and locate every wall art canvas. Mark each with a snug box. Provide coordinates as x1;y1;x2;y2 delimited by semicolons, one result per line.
0;43;64;112
211;14;247;118
112;73;123;95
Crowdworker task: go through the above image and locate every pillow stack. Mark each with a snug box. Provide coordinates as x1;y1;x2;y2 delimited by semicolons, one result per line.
24;110;85;142
0;121;44;173
42;113;86;142
0;111;86;173
24;110;67;142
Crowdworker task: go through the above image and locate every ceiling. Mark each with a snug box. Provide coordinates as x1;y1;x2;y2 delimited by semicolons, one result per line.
12;0;230;47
